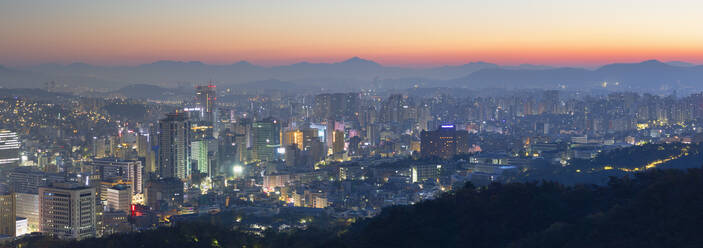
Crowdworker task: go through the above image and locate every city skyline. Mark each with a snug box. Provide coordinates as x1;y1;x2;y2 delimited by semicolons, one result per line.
2;0;703;67
2;1;703;247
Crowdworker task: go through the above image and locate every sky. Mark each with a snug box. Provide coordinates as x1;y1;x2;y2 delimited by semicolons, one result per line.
2;0;703;67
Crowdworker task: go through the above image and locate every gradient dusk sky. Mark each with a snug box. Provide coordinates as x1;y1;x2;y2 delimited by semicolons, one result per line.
2;0;703;67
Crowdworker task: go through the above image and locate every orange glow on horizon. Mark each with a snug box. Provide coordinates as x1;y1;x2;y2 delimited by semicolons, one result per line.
14;45;703;68
3;1;703;67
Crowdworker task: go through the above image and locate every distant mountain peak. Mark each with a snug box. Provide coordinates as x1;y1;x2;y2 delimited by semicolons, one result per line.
641;59;664;64
501;64;555;70
596;59;674;72
339;57;380;66
149;60;204;66
465;61;494;65
151;60;175;64
232;61;254;66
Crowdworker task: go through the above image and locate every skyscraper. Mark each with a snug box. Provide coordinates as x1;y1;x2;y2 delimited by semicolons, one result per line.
195;84;216;123
39;183;97;240
158;112;191;181
313;93;359;121
284;130;304;151
191;140;209;175
284;128;319;152
234;134;247;163
284;144;301;167
0;130;20;166
136;134;149;158
252;118;280;162
332;130;345;157
380;94;405;124
92;137;107;158
542;90;559;114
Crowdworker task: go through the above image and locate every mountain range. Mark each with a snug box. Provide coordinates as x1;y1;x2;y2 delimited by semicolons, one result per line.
0;58;702;94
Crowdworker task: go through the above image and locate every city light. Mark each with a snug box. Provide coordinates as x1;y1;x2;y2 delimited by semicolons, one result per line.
2;3;702;244
233;164;244;174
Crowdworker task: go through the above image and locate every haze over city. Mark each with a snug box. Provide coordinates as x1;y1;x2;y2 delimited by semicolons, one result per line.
2;1;703;248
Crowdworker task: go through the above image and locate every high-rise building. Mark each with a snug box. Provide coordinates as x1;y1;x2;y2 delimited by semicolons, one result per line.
308;138;325;166
542;90;560;114
348;136;362;157
332;130;345;157
0;193;15;237
92;137;107;158
146;148;157;174
284;130;304;151
158;112;191;181
301;128;319;150
379;94;405;124
190;140;207;174
39;183;97;240
108;136;120;157
284;128;319;152
136;134;149;158
217;129;235;168
417;104;432;131
284;144;301;167
195;84;217;123
191;140;209;175
14;193;39;233
313;93;359;121
325;121;335;146
420;125;469;159
0;130;20;166
106;185;131;213
88;158;143;194
252;118;280;162
234;134;247;163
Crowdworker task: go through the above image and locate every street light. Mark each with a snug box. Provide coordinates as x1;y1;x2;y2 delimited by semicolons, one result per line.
233;164;244;175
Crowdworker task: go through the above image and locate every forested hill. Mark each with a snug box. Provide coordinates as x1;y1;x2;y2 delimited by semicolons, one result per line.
337;168;703;248
7;168;703;248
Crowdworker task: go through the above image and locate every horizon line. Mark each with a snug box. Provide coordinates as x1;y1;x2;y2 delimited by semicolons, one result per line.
1;57;698;69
